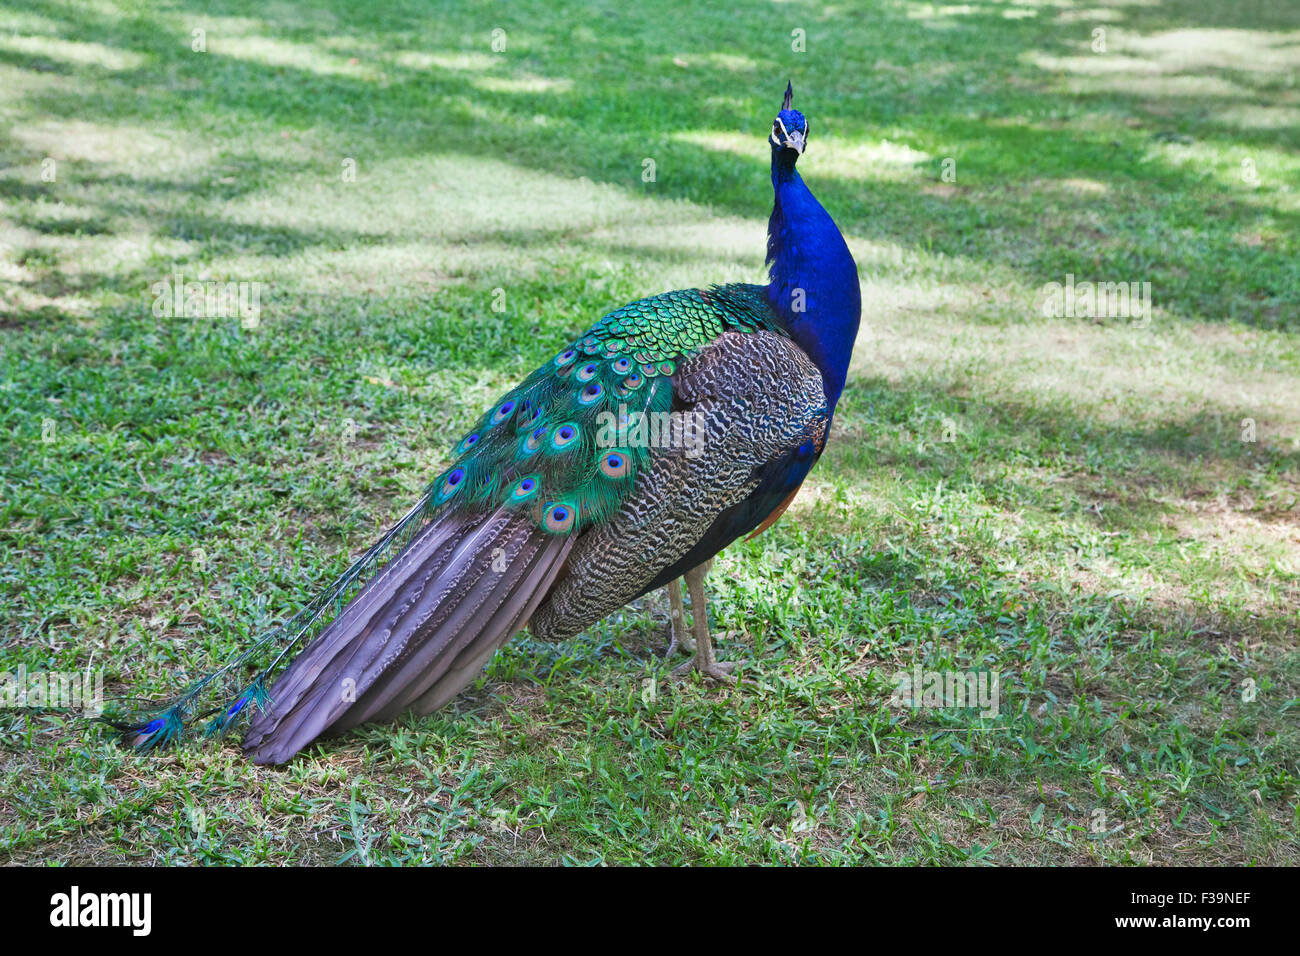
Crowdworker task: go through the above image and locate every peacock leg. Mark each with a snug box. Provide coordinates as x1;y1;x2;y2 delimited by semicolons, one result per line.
671;559;736;682
663;579;695;657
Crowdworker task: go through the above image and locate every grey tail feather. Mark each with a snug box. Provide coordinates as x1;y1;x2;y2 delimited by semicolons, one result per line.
104;487;456;751
242;507;574;765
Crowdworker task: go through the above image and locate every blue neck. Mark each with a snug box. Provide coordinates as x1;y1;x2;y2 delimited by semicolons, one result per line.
765;147;861;409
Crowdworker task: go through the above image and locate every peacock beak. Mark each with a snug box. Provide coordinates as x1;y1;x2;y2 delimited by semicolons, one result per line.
785;130;805;155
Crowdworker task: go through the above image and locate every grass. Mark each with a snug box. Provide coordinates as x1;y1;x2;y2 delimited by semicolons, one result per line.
1;0;1298;865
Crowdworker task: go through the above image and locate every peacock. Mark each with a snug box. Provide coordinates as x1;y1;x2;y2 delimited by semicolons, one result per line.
109;83;861;764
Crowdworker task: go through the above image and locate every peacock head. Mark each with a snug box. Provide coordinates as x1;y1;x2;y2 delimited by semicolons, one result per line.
770;81;808;157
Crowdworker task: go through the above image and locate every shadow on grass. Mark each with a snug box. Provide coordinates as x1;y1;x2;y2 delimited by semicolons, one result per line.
1;0;1296;328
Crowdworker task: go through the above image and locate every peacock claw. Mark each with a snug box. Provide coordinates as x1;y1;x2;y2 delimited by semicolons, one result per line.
671;657;736;683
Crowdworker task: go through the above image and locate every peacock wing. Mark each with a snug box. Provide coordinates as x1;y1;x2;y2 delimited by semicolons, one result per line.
529;328;830;641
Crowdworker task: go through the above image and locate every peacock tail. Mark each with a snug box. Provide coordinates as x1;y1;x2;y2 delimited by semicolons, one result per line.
105;283;783;751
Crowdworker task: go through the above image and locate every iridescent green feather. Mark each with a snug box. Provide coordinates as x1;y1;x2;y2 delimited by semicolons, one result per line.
429;283;781;534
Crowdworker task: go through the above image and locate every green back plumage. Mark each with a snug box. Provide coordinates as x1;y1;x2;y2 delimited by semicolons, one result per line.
430;283;781;534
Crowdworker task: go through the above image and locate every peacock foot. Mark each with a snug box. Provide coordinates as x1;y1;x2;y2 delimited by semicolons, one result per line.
671;656;736;683
666;561;736;682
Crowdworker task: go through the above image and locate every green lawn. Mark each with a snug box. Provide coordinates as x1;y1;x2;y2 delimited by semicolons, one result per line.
1;0;1297;865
